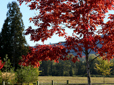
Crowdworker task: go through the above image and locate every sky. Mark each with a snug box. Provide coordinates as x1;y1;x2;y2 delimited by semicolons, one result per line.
0;0;73;46
0;0;114;46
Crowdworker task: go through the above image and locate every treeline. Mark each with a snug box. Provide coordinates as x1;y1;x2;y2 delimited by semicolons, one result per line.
39;54;114;76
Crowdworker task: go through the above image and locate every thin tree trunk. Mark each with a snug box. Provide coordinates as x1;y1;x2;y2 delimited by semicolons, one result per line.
13;49;15;71
85;51;91;85
13;27;16;71
103;75;105;83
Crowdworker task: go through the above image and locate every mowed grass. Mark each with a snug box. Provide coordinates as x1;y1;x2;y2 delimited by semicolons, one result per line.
2;73;114;84
38;76;114;84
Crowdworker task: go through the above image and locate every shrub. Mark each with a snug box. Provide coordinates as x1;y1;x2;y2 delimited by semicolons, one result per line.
16;65;39;83
1;55;17;84
2;67;17;84
2;55;12;72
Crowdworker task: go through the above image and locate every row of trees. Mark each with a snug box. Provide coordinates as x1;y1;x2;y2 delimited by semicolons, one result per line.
39;54;113;76
0;1;29;71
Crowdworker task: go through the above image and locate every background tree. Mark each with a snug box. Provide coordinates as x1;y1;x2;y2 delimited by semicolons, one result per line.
40;60;52;76
0;17;12;62
17;0;114;85
95;57;112;83
89;54;99;75
110;59;114;75
0;1;29;71
0;33;2;55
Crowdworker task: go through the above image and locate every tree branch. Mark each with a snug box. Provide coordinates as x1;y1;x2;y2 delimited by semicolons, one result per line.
89;54;100;64
96;41;100;45
88;49;91;54
82;49;86;54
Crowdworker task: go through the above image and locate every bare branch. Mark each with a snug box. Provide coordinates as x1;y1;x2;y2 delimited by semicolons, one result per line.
88;49;91;54
89;54;100;64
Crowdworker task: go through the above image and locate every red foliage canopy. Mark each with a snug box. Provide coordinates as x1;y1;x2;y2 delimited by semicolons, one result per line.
0;57;5;69
17;0;114;68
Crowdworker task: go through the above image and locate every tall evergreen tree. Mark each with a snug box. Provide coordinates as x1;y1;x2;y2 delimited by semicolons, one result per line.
0;1;29;71
0;32;2;55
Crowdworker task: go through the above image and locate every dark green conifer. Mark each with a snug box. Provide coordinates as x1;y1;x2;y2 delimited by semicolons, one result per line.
0;1;29;71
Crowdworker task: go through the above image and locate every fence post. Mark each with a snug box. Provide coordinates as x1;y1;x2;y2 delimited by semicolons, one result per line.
67;80;69;84
37;81;39;85
52;80;54;85
2;81;5;85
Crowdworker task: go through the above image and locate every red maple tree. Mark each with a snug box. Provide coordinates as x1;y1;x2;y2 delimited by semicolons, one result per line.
0;57;5;69
17;0;114;85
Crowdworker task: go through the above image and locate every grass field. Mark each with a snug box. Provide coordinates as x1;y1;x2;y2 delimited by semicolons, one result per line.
38;76;114;84
2;73;114;85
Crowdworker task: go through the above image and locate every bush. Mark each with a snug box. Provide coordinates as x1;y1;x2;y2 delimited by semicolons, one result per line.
16;65;39;83
2;67;17;84
1;55;17;84
1;55;12;72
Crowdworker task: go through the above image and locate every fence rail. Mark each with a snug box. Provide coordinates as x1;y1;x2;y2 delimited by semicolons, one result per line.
2;80;114;85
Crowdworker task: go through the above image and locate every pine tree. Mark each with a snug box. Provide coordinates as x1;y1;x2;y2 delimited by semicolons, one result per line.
0;33;2;55
0;1;29;71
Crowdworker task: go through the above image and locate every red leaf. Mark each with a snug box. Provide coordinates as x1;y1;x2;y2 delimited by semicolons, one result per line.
17;0;114;68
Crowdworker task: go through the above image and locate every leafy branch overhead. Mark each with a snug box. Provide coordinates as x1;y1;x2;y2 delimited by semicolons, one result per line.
18;0;114;67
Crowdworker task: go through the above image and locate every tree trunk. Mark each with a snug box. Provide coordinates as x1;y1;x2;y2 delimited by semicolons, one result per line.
103;75;105;83
13;49;15;71
13;26;16;71
85;51;91;85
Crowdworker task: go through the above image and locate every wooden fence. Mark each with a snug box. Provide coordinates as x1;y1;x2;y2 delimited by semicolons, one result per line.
2;80;114;85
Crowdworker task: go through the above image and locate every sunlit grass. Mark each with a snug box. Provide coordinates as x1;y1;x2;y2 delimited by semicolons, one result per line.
38;76;114;84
